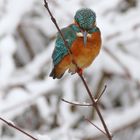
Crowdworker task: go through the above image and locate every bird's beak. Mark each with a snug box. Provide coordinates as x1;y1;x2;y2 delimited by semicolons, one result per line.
83;31;87;47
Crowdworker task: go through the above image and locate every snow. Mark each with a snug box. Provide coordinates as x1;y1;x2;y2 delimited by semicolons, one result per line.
0;0;140;140
37;134;51;140
0;0;35;37
115;49;140;80
80;100;140;139
0;35;16;90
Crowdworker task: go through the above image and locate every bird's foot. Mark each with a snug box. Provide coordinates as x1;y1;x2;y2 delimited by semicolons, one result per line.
68;69;76;75
77;67;83;75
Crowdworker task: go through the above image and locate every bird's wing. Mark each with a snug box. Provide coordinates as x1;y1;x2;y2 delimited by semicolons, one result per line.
52;26;77;65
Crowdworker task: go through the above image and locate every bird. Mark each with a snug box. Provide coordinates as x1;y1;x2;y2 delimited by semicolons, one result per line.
50;8;101;79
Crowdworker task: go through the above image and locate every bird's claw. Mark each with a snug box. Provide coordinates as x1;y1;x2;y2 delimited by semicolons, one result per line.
77;68;83;75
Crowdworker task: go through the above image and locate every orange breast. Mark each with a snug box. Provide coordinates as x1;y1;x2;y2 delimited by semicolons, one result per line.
70;31;101;68
54;31;101;76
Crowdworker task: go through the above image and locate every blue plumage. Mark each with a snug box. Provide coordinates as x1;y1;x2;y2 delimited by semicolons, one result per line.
50;8;100;79
52;8;97;66
52;25;77;65
74;8;96;30
52;24;99;65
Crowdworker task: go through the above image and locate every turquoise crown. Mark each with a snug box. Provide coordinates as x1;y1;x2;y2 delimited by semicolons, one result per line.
74;8;96;30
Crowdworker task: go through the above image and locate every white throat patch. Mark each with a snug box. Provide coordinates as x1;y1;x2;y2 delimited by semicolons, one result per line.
76;32;92;38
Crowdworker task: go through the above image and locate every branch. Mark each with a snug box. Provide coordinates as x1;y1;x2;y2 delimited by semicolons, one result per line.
62;85;107;106
0;117;38;140
43;0;79;68
96;85;107;103
84;117;107;137
78;74;112;140
61;98;93;106
43;0;72;56
43;1;112;139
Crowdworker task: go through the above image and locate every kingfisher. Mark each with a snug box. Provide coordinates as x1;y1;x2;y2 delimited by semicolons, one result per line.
50;8;101;79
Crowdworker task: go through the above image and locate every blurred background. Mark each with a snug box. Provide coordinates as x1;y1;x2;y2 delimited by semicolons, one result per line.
0;0;140;140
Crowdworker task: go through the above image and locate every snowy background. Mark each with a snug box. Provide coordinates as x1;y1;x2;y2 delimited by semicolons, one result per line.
0;0;140;140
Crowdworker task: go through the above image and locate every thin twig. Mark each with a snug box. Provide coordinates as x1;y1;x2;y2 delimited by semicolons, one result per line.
78;74;112;140
43;0;79;67
96;85;107;103
62;85;107;113
84;117;107;136
61;98;93;106
43;0;72;56
43;1;112;139
0;117;38;140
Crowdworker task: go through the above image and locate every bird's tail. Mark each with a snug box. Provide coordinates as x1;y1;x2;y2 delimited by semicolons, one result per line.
49;67;64;79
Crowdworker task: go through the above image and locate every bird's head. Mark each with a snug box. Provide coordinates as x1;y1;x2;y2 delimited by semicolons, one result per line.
74;8;96;46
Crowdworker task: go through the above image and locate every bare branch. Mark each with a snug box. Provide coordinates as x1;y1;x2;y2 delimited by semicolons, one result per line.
96;85;107;103
43;0;79;68
84;117;107;137
43;0;72;56
0;117;38;140
78;74;112;140
61;98;93;106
